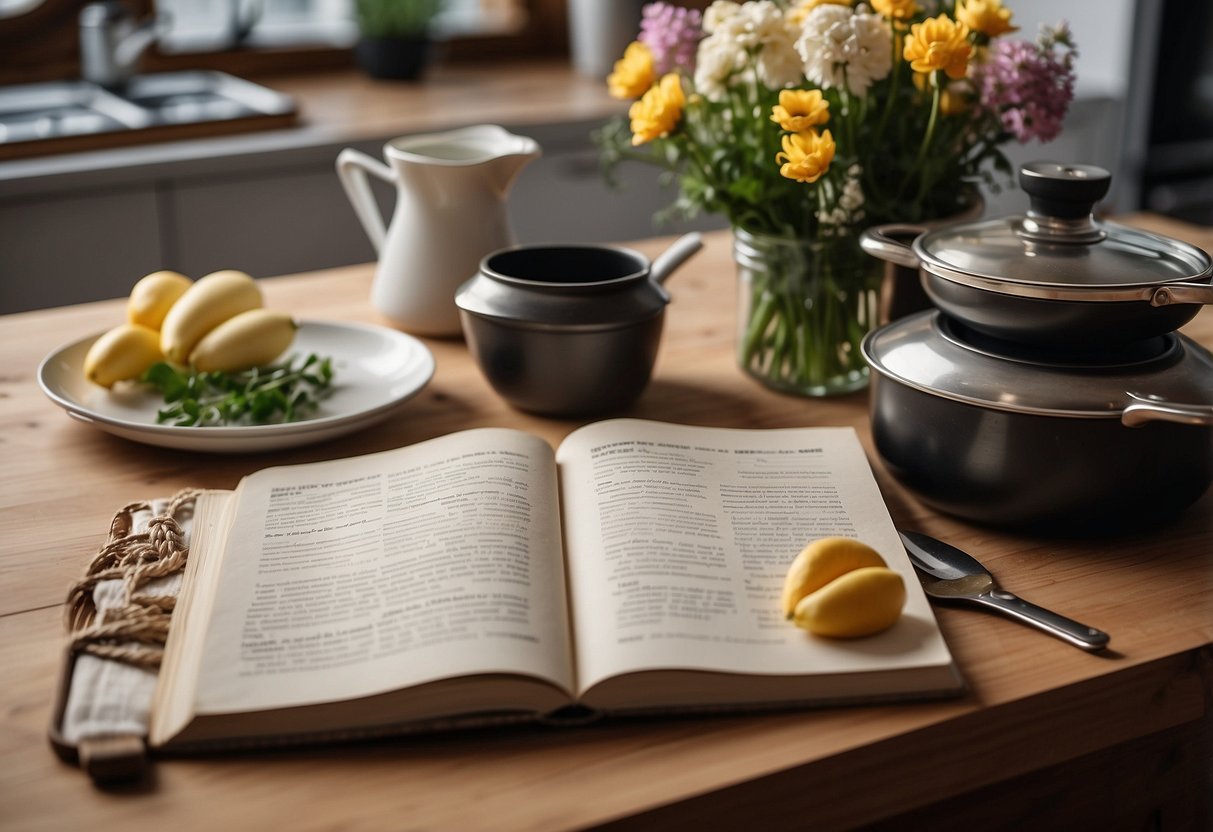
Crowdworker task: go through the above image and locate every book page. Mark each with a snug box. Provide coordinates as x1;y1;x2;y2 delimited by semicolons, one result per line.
556;420;952;699
172;429;575;722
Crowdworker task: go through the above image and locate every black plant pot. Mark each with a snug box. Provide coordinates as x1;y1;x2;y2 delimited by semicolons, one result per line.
354;35;431;81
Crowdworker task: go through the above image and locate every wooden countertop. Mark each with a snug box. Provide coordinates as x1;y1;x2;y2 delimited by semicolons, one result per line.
267;60;625;144
2;218;1211;830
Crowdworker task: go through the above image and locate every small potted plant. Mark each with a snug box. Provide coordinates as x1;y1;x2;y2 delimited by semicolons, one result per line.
353;0;444;81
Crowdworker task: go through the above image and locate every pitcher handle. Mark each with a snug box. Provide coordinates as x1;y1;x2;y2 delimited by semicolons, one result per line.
336;148;395;254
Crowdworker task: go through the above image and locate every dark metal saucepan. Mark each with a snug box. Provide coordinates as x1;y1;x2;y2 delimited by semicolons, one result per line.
456;233;703;416
860;162;1213;347
862;311;1213;533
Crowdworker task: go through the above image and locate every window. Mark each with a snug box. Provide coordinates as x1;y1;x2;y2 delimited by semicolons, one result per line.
154;0;527;54
0;0;555;86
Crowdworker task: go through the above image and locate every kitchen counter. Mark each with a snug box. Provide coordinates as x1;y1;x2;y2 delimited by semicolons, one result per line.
1;218;1210;830
0;61;624;196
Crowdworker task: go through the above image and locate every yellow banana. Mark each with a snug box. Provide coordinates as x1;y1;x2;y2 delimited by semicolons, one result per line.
160;270;262;365
127;270;192;331
84;323;164;388
189;309;298;372
792;567;906;638
780;537;887;618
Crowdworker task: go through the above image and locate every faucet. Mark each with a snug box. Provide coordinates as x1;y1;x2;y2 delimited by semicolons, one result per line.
79;1;167;89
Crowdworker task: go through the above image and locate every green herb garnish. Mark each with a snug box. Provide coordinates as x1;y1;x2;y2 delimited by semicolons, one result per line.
141;354;335;427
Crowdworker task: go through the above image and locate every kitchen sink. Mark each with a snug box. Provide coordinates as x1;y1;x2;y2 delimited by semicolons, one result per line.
118;72;295;125
0;71;296;157
0;81;151;143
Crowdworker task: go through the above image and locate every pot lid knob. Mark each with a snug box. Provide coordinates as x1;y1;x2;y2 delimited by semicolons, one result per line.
1016;162;1111;244
1019;162;1111;219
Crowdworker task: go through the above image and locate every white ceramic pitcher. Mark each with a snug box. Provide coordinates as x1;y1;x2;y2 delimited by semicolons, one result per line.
336;124;541;336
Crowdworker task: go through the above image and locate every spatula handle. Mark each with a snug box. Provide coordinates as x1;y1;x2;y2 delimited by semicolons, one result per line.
972;590;1110;651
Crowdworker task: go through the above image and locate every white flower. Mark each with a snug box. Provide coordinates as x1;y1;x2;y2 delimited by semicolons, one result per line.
705;1;806;91
848;6;893;95
796;3;892;96
839;177;865;212
816;206;849;227
756;32;805;89
703;1;741;34
709;2;777;49
694;34;746;101
795;5;851;91
696;2;813;97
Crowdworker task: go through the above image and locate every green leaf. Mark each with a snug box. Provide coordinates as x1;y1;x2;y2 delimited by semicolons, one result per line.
141;353;336;427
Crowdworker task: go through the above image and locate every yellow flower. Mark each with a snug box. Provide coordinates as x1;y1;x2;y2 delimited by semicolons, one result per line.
955;0;1018;37
629;73;685;146
787;0;853;26
608;42;656;100
776;129;836;184
770;89;830;133
904;14;973;80
870;0;920;21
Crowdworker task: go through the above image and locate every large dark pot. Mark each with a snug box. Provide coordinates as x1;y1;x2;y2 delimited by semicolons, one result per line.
862;312;1213;533
455;234;702;416
861;163;1213;348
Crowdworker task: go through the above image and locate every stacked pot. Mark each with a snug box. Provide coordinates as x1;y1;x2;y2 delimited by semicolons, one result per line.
859;162;1213;533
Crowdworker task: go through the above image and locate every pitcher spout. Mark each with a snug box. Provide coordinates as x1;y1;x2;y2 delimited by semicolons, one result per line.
485;138;542;197
395;124;539;166
386;124;540;197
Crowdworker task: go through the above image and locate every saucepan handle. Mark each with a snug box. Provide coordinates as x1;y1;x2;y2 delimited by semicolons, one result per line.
1148;281;1213;307
1121;396;1213;428
649;232;704;286
859;224;927;269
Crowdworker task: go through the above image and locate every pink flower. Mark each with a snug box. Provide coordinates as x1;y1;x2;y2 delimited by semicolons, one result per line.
639;2;704;75
976;23;1076;143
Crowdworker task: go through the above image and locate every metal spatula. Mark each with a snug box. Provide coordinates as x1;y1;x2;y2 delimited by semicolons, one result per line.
900;531;1110;652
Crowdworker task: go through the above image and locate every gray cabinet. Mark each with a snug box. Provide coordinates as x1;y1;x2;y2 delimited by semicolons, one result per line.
0;185;163;313
167;164;377;279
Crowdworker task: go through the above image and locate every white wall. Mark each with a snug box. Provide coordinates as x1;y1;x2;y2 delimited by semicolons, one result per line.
978;0;1138;217
1008;0;1136;98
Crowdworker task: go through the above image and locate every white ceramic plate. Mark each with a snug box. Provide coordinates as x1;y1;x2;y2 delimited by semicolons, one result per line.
38;320;435;453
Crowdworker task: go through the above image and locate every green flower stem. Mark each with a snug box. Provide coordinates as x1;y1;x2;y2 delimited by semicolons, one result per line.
915;75;943;169
736;229;878;397
870;31;905;187
743;289;778;363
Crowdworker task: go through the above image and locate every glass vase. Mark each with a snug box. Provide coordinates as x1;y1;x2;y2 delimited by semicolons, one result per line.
733;226;882;397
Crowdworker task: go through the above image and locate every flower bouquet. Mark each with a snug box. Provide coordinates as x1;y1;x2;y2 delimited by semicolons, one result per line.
597;0;1077;395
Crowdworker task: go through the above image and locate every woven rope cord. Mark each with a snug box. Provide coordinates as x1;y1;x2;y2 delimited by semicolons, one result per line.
65;489;200;670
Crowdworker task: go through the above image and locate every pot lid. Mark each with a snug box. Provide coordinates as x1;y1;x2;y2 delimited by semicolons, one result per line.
913;163;1212;292
862;311;1213;418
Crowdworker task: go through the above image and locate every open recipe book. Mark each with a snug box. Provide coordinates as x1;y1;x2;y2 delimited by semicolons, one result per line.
150;419;962;749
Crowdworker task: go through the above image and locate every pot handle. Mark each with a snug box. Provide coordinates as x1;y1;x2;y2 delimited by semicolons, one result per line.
859;225;926;269
650;232;704;286
1122;395;1213;427
1148;281;1213;307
